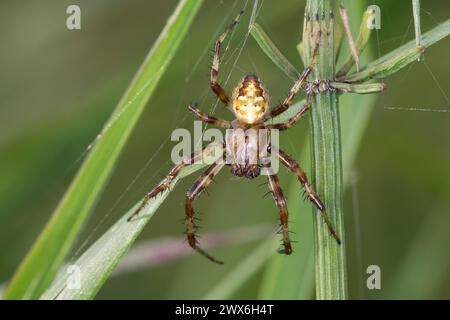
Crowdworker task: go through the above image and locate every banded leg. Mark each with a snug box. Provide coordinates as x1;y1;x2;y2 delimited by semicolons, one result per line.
271;146;341;244
188;104;231;128
128;143;223;222
264;94;314;131
264;31;320;121
266;166;292;255
210;11;244;105
186;163;225;264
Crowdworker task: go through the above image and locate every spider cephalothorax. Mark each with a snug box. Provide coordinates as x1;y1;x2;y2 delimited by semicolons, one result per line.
231;74;269;124
128;11;340;264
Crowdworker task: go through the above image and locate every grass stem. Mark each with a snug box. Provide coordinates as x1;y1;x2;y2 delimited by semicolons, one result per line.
305;0;348;300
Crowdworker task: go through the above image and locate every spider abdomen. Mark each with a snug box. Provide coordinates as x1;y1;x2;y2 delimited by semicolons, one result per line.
231;74;269;124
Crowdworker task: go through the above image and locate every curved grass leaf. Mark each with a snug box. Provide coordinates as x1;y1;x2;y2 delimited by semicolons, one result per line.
41;143;222;300
4;0;204;300
339;19;450;82
249;22;300;81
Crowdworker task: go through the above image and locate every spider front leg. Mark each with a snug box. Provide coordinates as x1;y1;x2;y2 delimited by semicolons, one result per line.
265;165;293;255
271;146;341;244
188;104;231;128
127;143;223;222
264;94;314;131
210;11;244;106
264;30;320;121
185;163;225;264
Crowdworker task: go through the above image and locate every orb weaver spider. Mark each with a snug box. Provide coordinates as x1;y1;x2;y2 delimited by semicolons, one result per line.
128;11;340;264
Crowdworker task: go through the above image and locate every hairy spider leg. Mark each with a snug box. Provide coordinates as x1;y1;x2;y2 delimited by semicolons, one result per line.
185;163;225;264
210;10;244;105
271;146;341;244
264;94;314;131
188;104;231;128
265;164;293;255
264;26;321;121
127;143;223;222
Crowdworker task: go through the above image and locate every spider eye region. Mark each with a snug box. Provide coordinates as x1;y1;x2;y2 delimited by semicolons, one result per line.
231;75;268;124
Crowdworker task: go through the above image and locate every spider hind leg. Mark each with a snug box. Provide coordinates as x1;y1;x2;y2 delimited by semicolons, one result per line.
185;163;225;264
272;146;341;244
266;165;293;255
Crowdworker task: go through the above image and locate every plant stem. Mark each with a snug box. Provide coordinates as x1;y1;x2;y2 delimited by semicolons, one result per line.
305;0;347;300
412;0;424;61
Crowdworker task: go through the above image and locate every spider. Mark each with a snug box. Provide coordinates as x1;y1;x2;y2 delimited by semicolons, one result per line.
128;11;340;264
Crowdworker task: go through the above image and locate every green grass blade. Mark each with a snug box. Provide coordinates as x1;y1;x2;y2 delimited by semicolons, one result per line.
339;19;450;82
250;22;300;81
41;144;221;300
4;0;204;300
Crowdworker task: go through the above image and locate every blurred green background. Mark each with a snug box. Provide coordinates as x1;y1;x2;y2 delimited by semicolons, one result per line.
0;0;449;299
